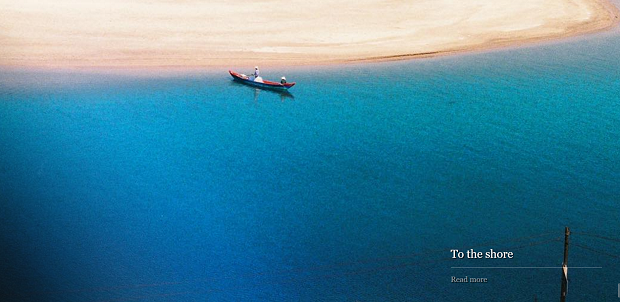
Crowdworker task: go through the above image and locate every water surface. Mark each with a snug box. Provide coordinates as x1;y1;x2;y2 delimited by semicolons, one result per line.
1;20;620;302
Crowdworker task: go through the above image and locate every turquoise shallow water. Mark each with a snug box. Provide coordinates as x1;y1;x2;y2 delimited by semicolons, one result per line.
2;20;620;302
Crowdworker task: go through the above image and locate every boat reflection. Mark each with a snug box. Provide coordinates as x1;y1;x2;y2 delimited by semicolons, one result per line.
229;80;295;102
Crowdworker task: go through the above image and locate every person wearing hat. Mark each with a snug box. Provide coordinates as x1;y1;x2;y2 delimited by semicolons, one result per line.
250;66;264;83
280;76;287;84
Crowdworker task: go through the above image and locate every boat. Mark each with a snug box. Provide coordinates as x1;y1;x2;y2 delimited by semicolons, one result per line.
229;70;295;91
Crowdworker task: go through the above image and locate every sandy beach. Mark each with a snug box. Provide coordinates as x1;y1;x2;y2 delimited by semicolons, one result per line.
0;0;618;68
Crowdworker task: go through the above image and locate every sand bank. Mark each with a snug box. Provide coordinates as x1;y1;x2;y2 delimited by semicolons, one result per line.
0;0;618;68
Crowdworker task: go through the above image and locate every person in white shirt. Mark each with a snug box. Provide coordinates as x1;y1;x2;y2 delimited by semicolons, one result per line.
251;66;263;82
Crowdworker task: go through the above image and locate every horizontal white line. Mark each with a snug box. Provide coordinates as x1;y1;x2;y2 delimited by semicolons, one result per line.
451;267;602;269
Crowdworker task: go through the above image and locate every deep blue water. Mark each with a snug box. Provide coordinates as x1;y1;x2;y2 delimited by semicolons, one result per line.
2;22;620;302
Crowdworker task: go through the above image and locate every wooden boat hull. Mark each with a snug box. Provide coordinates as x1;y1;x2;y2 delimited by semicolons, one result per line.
229;70;295;91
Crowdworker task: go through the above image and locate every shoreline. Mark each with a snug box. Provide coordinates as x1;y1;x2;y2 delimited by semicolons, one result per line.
346;0;620;65
0;0;618;71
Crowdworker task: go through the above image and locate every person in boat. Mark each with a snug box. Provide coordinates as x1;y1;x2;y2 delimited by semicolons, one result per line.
280;76;287;84
253;66;259;77
252;66;263;83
